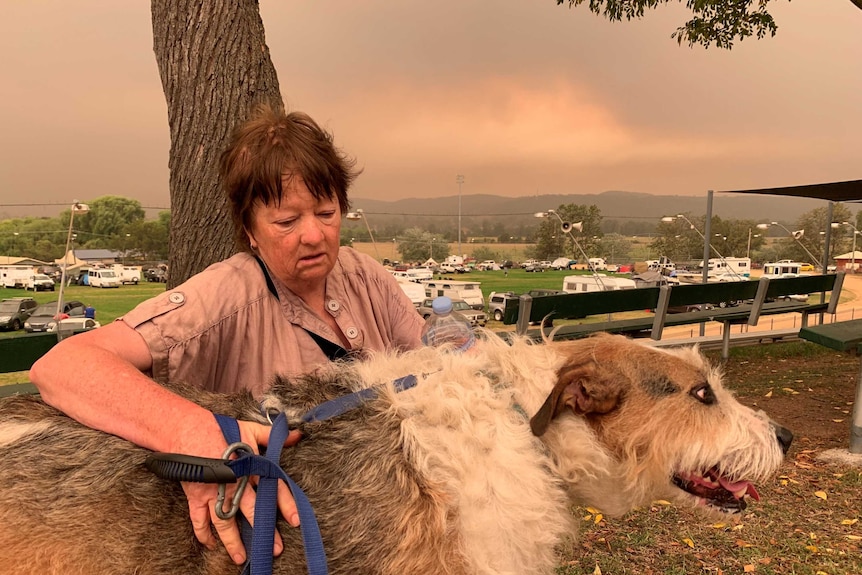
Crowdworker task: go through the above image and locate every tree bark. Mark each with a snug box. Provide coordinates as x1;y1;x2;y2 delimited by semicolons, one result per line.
151;0;283;287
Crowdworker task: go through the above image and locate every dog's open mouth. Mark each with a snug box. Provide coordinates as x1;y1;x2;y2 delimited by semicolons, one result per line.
672;466;760;513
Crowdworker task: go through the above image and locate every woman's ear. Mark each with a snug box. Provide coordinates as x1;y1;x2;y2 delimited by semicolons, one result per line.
245;227;258;251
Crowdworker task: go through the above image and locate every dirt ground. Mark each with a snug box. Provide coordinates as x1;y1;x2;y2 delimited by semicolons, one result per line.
710;345;860;454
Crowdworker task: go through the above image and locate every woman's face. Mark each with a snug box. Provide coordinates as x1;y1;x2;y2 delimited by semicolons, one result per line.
246;177;342;296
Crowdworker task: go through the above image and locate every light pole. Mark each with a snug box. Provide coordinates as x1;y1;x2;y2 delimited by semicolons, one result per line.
456;174;465;260
756;222;822;269
661;214;733;282
12;232;19;254
57;201;89;320
746;229;761;260
345;208;381;261
836;221;861;272
534;210;603;285
122;233;131;265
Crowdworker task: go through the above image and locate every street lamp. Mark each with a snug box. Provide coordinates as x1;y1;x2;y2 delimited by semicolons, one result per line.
456;174;465;260
835;221;861;272
122;233;131;265
756;222;822;269
345;208;381;261
661;214;737;281
57;201;89;320
12;232;19;254
746;230;761;260
534;210;604;286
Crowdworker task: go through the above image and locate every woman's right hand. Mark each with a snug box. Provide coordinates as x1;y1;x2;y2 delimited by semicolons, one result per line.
182;420;302;565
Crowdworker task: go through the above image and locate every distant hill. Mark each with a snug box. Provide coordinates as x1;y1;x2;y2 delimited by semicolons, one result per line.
350;190;841;233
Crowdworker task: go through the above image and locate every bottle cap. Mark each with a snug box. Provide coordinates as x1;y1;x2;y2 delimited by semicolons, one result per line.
431;296;453;314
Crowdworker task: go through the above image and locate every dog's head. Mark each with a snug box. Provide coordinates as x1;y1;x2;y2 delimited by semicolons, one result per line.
529;333;791;515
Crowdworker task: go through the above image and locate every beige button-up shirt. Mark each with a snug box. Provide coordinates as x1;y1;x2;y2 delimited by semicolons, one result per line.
122;249;424;396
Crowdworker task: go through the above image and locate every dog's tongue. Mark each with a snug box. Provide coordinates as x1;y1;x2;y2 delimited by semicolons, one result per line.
718;476;760;501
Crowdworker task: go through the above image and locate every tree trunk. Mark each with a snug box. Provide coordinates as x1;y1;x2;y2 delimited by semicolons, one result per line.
151;0;283;287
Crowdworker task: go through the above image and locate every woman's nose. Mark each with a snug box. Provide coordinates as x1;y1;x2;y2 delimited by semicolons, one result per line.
297;216;325;243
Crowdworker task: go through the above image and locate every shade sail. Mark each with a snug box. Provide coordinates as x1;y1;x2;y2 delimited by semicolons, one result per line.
719;179;862;202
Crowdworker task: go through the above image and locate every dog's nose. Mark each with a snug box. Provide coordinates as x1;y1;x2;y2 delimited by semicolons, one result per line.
773;424;793;454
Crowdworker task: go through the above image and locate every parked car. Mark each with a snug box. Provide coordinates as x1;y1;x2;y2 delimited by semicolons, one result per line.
29;273;56;291
417;298;487;327
487;291;518;322
23;300;87;333
146;267;168;283
666;303;715;314
0;297;38;331
524;263;544;272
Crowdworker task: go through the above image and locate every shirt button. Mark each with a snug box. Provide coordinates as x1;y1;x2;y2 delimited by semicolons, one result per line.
168;292;185;304
345;327;359;339
326;300;340;312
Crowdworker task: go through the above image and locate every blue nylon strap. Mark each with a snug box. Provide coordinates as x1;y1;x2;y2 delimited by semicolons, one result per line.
213;412;328;575
301;374;418;423
210;373;419;575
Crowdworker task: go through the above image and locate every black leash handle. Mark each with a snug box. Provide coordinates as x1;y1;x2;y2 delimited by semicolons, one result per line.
145;452;238;483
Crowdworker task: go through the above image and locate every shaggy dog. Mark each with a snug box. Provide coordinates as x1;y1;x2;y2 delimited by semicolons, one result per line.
0;333;791;575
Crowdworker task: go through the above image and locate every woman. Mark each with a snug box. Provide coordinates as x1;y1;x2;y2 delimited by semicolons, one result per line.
30;104;425;565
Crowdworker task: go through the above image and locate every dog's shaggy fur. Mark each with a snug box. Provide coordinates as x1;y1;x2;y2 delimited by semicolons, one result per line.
0;333;791;575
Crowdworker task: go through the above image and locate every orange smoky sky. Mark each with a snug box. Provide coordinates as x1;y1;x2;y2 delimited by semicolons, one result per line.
0;0;859;214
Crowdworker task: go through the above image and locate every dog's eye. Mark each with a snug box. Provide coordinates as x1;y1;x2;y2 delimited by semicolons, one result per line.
690;383;716;405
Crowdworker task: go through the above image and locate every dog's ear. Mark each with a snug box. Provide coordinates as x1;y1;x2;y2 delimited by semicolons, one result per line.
530;363;622;436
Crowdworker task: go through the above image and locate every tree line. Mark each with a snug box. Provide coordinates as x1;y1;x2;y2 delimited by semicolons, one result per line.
5;195;857;268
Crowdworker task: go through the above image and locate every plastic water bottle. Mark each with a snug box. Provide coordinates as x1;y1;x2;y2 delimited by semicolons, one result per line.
420;296;476;352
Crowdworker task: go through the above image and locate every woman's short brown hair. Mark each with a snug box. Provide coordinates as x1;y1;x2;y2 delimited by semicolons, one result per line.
220;104;360;251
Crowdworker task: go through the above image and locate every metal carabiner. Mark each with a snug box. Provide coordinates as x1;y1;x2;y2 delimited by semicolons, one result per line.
215;442;253;520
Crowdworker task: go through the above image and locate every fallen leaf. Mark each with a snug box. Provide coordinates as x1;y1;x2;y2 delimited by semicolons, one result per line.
593;563;602;575
594;514;603;524
764;390;773;398
782;387;800;395
743;565;755;573
586;507;601;514
832;419;845;423
736;539;753;548
682;537;695;548
841;518;858;525
711;522;727;529
653;500;672;506
847;535;862;541
814;491;828;501
758;557;772;565
805;545;819;553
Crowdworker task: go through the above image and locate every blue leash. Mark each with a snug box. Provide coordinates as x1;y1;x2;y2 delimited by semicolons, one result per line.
145;373;420;575
214;413;327;575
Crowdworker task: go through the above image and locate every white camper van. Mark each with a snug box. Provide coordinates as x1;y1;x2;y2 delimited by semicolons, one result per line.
0;265;35;289
423;280;485;310
562;274;636;293
87;268;121;288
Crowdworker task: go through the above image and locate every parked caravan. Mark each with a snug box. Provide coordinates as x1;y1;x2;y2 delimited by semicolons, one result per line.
562;274;636;293
396;279;426;308
761;261;810;278
111;265;142;284
697;257;751;278
422;280;485;310
587;257;607;271
0;265;35;289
